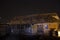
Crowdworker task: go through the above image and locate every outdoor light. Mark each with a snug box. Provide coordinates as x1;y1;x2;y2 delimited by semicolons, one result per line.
58;31;60;37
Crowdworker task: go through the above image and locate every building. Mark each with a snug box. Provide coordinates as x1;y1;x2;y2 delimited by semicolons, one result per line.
0;13;59;35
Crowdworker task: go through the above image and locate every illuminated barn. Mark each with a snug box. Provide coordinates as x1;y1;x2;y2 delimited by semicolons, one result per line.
6;13;59;35
0;13;59;35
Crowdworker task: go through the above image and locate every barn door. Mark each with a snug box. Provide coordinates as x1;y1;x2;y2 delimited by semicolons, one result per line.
37;24;44;35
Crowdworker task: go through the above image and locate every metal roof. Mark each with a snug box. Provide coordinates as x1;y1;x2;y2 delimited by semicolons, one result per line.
5;13;59;24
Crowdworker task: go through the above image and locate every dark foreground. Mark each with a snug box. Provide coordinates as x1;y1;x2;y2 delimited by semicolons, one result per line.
0;34;60;40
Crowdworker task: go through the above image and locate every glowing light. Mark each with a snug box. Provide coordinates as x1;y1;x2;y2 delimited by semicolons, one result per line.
52;16;59;19
58;31;60;37
44;25;48;29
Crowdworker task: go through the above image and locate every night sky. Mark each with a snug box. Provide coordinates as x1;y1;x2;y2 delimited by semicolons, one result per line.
0;0;59;18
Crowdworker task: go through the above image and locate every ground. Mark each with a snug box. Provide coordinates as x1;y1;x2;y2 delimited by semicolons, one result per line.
0;34;60;40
